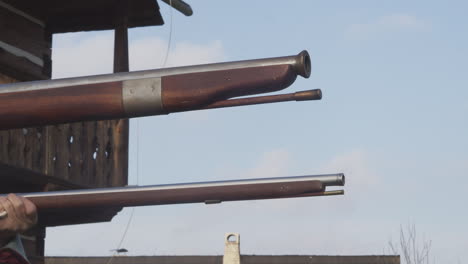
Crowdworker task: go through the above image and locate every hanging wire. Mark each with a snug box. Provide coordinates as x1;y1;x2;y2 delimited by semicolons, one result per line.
162;0;174;67
105;119;139;264
106;1;174;263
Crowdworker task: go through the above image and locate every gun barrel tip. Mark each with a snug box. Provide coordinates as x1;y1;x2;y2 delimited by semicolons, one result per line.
294;89;322;101
339;173;345;186
316;89;322;100
297;50;311;78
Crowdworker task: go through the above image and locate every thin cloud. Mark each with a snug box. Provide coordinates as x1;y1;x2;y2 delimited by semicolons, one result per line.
322;149;378;193
345;14;430;40
251;149;379;213
52;32;225;78
52;32;114;78
129;38;225;70
245;149;292;179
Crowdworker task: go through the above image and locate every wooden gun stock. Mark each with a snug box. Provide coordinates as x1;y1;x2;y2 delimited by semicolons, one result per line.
0;51;314;130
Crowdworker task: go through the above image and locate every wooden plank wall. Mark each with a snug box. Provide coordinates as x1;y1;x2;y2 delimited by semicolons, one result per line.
0;73;128;190
0;74;48;178
44;120;128;188
0;3;129;263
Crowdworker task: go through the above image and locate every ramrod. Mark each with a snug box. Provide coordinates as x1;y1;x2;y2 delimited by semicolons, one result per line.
0;51;320;130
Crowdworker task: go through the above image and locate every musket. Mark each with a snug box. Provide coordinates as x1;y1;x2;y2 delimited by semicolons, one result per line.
0;51;318;130
13;174;345;211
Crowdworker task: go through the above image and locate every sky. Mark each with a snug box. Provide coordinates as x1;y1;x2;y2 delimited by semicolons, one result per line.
44;1;467;263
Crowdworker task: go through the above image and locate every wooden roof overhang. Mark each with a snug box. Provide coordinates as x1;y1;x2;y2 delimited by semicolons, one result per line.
2;0;164;33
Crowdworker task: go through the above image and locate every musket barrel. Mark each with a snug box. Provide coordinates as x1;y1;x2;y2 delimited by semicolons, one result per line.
16;173;344;210
0;51;312;130
0;51;311;93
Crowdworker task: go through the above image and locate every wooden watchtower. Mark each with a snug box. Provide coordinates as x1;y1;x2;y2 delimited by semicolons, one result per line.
0;1;184;263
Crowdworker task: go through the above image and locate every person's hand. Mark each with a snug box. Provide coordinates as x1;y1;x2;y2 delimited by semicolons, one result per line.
0;194;37;246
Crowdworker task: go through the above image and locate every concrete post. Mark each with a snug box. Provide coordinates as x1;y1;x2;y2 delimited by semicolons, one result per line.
223;233;240;264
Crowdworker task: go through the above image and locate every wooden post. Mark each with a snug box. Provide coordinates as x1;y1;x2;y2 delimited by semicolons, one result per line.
114;12;129;73
111;0;130;187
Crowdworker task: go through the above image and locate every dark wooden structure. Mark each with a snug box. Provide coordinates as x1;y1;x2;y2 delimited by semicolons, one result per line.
0;0;163;81
45;255;400;264
0;0;165;263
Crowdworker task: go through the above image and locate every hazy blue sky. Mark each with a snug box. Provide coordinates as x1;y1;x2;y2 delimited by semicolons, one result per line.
45;1;467;263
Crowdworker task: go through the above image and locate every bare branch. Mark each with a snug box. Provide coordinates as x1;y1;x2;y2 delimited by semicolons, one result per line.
387;224;433;264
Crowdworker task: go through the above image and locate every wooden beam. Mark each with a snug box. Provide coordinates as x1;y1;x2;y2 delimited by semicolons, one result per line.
110;0;130;188
113;11;129;72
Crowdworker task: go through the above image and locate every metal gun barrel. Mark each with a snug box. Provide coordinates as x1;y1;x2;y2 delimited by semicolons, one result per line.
0;51;311;93
0;51;312;130
202;89;322;110
16;173;344;210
